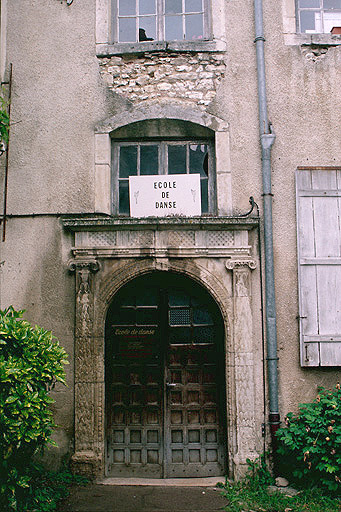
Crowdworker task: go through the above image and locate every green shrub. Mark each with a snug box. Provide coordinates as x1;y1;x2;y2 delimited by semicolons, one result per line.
245;453;274;488
0;306;68;511
218;455;340;512
0;91;10;145
276;384;341;493
23;463;88;512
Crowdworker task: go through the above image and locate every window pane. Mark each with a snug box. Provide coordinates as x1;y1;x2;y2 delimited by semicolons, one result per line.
165;0;183;14
193;308;212;325
136;308;158;325
201;179;208;213
185;0;202;12
140;145;159;175
139;16;156;41
300;10;319;31
189;144;208;177
136;289;158;306
119;181;130;214
298;0;319;6
185;13;203;39
169;308;191;325
324;0;341;7
165;14;183;39
119;18;137;42
119;307;136;325
119;146;138;178
169;327;191;343
119;0;136;15
169;290;190;306
139;0;156;14
168;145;187;174
193;326;214;343
110;306;136;325
323;11;341;31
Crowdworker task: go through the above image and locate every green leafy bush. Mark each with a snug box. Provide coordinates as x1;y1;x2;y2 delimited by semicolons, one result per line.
0;91;10;145
22;463;88;512
276;384;341;493
218;455;340;512
245;453;274;487
0;306;68;511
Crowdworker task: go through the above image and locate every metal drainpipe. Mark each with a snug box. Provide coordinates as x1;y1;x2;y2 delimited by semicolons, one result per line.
253;0;280;459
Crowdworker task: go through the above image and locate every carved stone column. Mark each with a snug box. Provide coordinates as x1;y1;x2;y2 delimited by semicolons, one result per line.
68;259;103;477
226;259;258;478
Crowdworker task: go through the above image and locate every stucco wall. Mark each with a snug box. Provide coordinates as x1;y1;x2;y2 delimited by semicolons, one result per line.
263;0;341;411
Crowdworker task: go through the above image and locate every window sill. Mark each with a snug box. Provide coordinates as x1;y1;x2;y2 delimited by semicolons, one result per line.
284;32;341;46
96;39;226;57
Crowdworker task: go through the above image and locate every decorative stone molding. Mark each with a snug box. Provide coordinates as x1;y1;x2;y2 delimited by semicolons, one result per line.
63;217;258;262
68;260;101;273
227;258;259;474
95;104;229;134
225;259;257;271
96;258;233;329
154;258;170;271
66;224;260;479
68;259;104;478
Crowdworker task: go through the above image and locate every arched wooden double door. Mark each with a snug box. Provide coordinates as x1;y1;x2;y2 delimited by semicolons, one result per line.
105;272;226;478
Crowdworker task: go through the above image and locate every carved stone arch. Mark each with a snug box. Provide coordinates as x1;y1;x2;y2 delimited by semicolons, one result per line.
72;256;258;479
95;258;235;478
95;103;229;134
94;259;233;341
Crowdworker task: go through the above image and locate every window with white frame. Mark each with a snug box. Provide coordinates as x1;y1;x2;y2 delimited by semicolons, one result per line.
297;0;341;33
112;0;210;43
112;140;214;215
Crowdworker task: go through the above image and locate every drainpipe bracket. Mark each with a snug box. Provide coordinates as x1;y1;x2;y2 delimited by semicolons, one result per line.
254;35;266;43
260;133;276;151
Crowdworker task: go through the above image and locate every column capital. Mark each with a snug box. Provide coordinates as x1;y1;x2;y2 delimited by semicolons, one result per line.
68;259;101;273
225;259;257;271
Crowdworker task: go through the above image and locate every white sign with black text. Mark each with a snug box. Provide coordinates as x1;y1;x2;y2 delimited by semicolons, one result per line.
129;174;201;217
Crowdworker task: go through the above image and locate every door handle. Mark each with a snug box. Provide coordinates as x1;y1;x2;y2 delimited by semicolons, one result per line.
166;382;177;388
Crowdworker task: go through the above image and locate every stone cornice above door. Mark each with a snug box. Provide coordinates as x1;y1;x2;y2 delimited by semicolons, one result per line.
62;216;258;260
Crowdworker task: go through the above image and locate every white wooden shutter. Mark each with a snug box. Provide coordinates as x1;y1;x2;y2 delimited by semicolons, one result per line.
296;169;341;367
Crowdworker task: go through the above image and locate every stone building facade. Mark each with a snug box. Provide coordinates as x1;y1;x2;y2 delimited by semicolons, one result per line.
0;0;340;480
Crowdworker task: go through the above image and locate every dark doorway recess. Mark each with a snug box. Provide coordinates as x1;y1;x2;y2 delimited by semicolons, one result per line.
105;272;227;478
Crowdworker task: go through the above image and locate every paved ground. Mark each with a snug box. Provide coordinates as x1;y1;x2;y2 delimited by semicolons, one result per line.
57;484;228;512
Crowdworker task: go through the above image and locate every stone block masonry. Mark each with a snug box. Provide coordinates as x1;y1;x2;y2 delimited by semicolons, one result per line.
99;52;225;106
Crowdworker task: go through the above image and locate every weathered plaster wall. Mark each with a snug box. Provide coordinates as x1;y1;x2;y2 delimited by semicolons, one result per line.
0;217;75;467
263;0;341;412
1;0;111;215
0;0;109;466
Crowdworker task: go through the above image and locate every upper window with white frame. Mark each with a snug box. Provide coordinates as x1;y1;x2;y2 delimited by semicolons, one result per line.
112;140;213;214
297;0;341;33
110;119;216;217
113;0;210;43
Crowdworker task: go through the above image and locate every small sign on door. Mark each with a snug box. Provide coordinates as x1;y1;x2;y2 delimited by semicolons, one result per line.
129;174;201;217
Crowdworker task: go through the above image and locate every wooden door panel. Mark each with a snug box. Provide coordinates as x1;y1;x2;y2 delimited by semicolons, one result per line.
165;345;225;477
106;273;226;478
105;282;163;477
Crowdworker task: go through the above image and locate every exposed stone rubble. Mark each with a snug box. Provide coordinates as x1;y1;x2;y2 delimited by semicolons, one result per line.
275;476;289;487
99;52;225;106
301;45;330;61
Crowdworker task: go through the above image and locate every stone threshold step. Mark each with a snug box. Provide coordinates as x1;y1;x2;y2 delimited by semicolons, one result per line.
98;477;225;487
